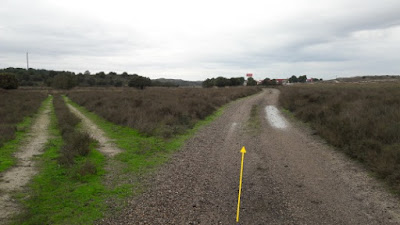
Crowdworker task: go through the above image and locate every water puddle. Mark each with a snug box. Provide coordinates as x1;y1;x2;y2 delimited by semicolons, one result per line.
265;106;288;129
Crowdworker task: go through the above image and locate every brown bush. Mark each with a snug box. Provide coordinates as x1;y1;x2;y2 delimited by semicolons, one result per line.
77;160;97;177
53;95;93;166
279;82;400;191
68;87;261;137
0;90;47;147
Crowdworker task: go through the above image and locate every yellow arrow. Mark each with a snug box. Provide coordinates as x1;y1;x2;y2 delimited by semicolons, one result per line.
236;146;247;222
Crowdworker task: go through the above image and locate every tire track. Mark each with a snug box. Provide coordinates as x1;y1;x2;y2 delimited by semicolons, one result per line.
102;88;400;224
0;98;51;224
65;100;121;157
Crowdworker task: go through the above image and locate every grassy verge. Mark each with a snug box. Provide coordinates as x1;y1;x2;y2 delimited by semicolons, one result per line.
0;96;51;172
15;98;107;224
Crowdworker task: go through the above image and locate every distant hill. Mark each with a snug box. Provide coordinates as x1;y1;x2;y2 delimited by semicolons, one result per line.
153;78;202;87
335;75;400;83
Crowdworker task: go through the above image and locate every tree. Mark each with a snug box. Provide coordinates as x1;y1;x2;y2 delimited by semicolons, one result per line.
114;80;123;87
298;75;307;83
87;77;96;86
261;78;276;86
95;72;106;79
202;78;214;88
51;74;77;89
215;76;231;87
289;75;298;83
128;75;151;89
230;77;245;86
247;77;257;86
0;73;19;89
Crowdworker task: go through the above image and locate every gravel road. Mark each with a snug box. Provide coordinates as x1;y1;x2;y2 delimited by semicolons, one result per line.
102;88;400;224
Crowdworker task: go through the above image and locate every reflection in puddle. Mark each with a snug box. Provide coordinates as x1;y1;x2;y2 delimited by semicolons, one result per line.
265;106;288;129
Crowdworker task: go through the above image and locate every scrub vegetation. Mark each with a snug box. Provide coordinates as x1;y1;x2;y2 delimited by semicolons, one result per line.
279;82;400;192
11;87;259;224
16;95;106;224
67;87;261;137
0;90;47;172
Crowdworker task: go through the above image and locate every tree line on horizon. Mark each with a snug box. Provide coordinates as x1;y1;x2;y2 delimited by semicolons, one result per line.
202;75;323;87
0;68;180;89
0;67;324;90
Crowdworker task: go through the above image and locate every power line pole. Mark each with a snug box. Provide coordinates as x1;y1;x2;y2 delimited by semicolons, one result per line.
26;52;29;70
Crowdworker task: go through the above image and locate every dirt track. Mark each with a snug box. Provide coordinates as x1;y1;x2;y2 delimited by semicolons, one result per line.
66;101;121;157
0;99;51;224
103;89;400;224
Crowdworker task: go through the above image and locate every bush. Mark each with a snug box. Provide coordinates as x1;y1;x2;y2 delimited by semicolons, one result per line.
0;73;19;89
0;90;46;147
279;83;400;192
53;95;93;166
128;75;151;89
77;160;97;176
52;74;77;89
68;87;261;137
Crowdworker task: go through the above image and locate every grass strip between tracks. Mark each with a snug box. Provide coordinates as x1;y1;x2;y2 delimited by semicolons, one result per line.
14;96;226;224
14;96;107;225
65;96;225;174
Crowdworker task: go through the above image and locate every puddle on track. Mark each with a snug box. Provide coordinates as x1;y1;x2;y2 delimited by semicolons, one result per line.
265;106;288;129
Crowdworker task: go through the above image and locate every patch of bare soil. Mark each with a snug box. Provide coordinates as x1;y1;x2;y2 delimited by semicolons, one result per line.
0;99;51;224
102;88;400;224
66;102;121;157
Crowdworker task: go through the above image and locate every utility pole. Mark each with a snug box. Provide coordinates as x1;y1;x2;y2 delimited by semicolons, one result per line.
26;52;29;70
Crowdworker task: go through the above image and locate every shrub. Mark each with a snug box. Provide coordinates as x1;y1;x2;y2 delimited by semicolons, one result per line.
77;160;97;176
0;73;19;89
52;74;77;89
279;83;400;192
68;87;261;137
53;95;93;166
128;75;151;89
0;90;46;147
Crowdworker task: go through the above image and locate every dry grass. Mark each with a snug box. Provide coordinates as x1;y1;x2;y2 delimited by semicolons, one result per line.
67;87;261;137
0;89;47;147
279;82;400;191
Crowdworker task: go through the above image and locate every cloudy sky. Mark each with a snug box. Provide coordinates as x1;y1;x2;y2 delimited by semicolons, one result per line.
1;0;399;80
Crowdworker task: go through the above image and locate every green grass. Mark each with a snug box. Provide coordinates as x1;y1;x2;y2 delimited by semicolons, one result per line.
65;96;224;174
247;104;261;131
15;98;107;225
0;96;51;172
16;94;228;224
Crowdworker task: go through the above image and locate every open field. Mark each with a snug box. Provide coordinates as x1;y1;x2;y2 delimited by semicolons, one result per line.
279;82;400;192
0;90;47;147
67;87;261;137
3;85;400;224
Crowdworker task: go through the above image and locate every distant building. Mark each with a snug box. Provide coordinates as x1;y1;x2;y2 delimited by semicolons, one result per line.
276;79;288;85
